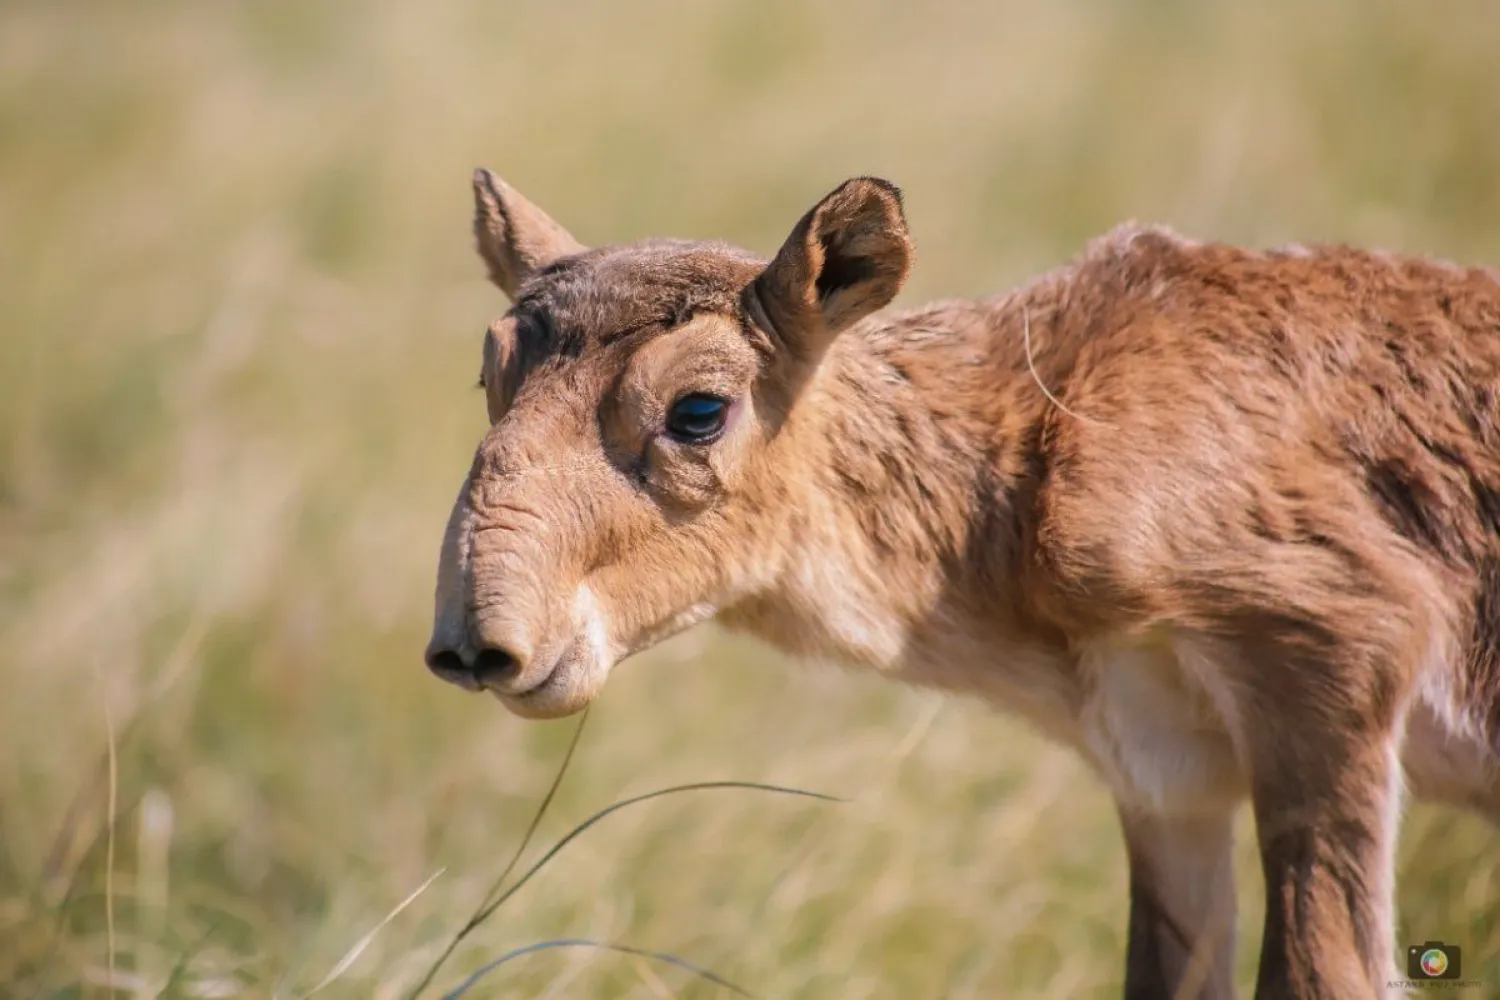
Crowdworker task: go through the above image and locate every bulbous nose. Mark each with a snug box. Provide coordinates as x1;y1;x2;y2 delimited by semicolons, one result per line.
424;642;522;692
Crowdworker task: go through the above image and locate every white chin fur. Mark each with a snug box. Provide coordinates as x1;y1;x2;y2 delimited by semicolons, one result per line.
573;584;616;667
497;586;617;719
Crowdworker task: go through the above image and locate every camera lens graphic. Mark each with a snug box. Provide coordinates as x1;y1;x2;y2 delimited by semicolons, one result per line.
1420;948;1449;977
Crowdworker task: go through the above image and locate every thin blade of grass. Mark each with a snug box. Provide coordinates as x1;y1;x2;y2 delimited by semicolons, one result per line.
88;658;119;996
41;614;208;886
474;711;590;921
405;712;839;1000
27;787;149;997
439;938;753;1000
30;616;210;994
404;710;589;1000
470;780;843;931
299;866;446;999
160;919;225;998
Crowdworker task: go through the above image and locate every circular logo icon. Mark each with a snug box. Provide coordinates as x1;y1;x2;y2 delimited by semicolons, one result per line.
1420;948;1449;977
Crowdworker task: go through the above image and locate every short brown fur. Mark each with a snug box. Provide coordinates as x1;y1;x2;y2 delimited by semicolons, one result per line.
425;169;1500;999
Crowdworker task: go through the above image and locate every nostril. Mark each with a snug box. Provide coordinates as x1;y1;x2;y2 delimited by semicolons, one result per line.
426;648;480;691
472;646;519;684
427;648;465;674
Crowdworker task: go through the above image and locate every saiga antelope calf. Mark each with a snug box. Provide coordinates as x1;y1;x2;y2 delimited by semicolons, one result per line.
424;168;1500;999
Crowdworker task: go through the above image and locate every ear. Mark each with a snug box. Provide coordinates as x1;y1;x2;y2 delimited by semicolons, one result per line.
751;177;913;360
482;318;521;424
472;168;587;300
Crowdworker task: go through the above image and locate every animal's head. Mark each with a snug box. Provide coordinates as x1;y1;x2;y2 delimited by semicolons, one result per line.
425;169;913;718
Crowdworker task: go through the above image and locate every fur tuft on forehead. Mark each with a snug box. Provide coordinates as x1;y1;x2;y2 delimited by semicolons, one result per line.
511;239;767;356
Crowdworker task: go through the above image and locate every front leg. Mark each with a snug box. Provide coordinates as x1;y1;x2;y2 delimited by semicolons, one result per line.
1249;731;1404;1000
1119;807;1238;1000
1229;618;1417;1000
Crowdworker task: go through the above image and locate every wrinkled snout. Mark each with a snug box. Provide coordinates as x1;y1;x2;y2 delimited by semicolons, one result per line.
424;462;614;720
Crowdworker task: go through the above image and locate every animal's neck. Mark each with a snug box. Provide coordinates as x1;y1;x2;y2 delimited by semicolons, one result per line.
722;295;1054;671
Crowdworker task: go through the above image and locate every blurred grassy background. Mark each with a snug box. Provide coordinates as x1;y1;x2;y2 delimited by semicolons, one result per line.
3;1;1500;997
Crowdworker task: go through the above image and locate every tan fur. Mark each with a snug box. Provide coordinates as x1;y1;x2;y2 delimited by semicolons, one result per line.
425;171;1500;999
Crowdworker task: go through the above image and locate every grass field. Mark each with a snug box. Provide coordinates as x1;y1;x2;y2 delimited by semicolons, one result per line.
4;1;1500;996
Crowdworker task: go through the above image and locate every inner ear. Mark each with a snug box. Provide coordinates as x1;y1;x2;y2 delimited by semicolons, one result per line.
754;176;913;362
816;234;879;303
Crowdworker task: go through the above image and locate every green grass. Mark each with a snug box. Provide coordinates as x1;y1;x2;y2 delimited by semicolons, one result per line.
3;1;1500;996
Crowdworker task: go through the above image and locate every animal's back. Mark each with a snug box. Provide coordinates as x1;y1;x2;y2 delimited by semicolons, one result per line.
997;225;1500;760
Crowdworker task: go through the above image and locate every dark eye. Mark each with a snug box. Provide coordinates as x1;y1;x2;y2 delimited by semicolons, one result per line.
666;394;729;443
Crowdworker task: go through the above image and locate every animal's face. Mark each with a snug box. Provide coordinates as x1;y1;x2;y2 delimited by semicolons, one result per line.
425;169;912;718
